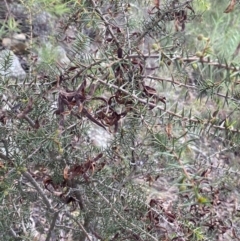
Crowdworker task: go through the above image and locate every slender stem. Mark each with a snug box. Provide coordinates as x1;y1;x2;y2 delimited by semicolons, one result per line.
22;171;52;210
65;212;92;241
45;212;59;241
3;0;11;16
90;0;120;48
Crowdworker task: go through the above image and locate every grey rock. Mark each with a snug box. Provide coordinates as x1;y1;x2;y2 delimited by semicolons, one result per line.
87;125;112;148
32;11;55;40
0;50;26;79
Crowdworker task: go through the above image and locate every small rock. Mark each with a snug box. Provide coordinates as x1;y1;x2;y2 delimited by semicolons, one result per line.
55;46;70;69
2;38;12;48
13;33;26;41
2;34;28;55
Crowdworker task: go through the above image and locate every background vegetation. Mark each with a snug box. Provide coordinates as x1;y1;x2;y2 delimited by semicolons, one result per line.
0;0;240;240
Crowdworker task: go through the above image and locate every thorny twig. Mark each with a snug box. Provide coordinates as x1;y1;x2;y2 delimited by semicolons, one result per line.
3;96;36;128
127;54;240;72
144;75;239;102
95;76;240;133
136;0;194;43
90;0;120;48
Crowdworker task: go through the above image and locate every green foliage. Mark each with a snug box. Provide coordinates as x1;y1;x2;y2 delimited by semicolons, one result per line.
1;0;240;240
20;0;71;15
189;0;240;62
0;51;13;74
6;17;21;33
194;0;211;11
